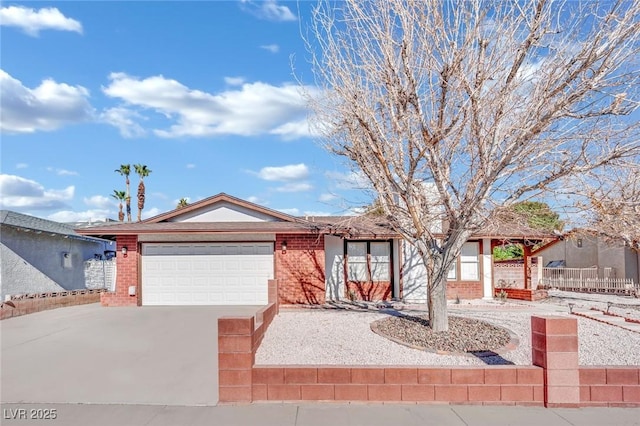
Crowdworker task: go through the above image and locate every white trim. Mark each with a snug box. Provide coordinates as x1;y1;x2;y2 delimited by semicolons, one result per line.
482;238;493;299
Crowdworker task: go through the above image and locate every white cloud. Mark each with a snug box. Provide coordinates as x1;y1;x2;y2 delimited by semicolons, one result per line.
260;44;279;53
240;0;296;22
325;171;371;190
102;72;315;140
47;209;113;223
100;106;147;138
15;163;28;169
277;208;300;216
141;207;161;220
0;174;74;210
186;163;196;169
84;195;113;209
275;182;313;192
304;210;332;217
0;70;92;133
257;163;309;181
224;76;245;86
0;6;82;36
319;193;337;202
47;167;78;176
269;119;314;139
246;196;266;205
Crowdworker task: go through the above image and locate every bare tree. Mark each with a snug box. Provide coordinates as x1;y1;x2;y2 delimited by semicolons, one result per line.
305;0;640;330
583;165;640;250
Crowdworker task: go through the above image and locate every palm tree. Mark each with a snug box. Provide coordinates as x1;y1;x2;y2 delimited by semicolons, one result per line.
177;198;189;209
111;190;127;222
114;164;132;222
134;164;152;222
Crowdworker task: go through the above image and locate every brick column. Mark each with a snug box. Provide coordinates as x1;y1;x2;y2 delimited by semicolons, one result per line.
531;316;580;407
218;316;255;403
101;235;139;307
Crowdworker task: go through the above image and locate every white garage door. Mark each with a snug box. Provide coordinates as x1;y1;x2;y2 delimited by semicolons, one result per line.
142;242;274;305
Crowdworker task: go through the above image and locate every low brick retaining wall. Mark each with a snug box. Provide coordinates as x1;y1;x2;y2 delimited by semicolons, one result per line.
0;289;105;320
495;288;548;301
251;365;543;404
218;293;640;407
580;367;640;407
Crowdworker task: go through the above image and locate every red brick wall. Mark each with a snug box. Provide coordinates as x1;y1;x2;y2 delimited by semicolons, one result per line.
346;281;392;301
101;235;139;307
579;367;640;407
446;282;483;299
494;288;548;301
218;284;279;403
251;366;544;404
0;290;105;320
275;234;325;305
218;311;639;406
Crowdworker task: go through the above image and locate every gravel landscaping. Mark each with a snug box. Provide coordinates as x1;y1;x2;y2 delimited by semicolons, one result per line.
255;294;640;366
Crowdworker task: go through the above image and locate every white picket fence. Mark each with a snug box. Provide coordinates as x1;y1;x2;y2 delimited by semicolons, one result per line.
541;267;637;295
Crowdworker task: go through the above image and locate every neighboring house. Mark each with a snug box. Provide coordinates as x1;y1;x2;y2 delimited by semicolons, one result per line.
76;193;554;307
534;230;640;284
0;210;115;300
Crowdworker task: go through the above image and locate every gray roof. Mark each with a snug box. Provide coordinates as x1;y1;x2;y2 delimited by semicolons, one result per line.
0;210;110;242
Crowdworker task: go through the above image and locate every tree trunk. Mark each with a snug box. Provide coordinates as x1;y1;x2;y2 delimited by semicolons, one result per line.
428;275;448;332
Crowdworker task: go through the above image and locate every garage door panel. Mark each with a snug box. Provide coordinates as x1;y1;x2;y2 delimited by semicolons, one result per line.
142;242;273;306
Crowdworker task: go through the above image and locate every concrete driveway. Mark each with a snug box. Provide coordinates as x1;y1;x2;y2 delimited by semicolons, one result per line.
1;303;259;406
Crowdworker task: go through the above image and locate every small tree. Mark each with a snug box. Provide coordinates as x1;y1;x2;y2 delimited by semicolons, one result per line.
306;0;640;330
177;198;189;209
111;190;127;222
114;165;132;223
134;164;152;222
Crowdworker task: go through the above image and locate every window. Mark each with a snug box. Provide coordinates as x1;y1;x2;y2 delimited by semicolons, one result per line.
347;242;368;281
459;242;479;281
446;242;481;281
447;261;457;280
346;241;391;281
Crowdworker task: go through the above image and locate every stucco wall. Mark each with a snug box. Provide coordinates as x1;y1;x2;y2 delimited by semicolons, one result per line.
0;227;112;299
324;235;345;301
0;243;65;300
401;242;427;303
536;235;637;282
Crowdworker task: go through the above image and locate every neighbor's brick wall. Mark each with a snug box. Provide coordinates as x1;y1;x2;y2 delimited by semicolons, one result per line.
101;235;139;307
251;366;544;404
579;367;640;407
275;234;326;305
0;289;105;320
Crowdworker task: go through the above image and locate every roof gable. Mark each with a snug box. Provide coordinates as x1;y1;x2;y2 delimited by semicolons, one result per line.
144;193;301;223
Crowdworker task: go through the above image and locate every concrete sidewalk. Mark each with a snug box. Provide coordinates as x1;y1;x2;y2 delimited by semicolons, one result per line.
1;403;639;426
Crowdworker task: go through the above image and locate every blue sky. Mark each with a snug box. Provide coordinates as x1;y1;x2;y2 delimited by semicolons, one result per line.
0;1;370;222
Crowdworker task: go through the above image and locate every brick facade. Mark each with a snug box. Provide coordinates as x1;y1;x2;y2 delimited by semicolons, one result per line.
446;282;483;299
346;281;392;301
275;234;326;305
101;235;139;307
